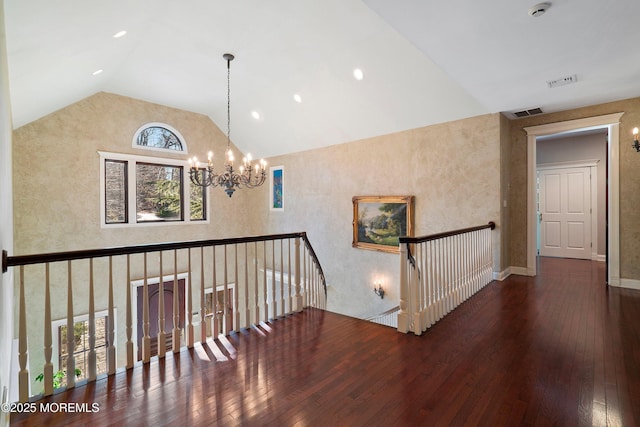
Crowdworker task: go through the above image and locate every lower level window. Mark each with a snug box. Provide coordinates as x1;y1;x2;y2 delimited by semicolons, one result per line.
58;315;108;386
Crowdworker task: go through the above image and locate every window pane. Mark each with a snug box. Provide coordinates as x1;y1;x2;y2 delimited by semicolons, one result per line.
58;317;108;387
190;170;206;221
136;126;183;151
136;163;183;222
105;160;127;223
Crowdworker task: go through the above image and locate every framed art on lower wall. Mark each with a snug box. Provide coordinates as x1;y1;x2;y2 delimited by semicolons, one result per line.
270;166;284;211
352;195;414;253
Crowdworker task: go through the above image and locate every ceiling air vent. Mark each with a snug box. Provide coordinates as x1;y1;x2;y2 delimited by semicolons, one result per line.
511;107;544;118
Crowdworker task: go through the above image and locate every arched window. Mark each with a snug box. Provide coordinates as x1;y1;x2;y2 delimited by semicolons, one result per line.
132;123;186;152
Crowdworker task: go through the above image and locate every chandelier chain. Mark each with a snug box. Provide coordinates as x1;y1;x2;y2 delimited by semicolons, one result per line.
227;58;231;149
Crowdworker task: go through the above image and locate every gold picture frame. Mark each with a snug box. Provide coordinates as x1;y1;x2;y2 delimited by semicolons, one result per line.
352;195;414;253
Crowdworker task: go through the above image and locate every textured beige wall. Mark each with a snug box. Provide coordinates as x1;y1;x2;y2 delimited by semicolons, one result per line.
254;113;503;318
509;96;640;279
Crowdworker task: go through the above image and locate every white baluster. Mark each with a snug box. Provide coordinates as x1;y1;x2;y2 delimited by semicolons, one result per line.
107;256;116;375
212;247;218;337
244;243;250;328
397;244;410;334
224;245;230;335
88;258;96;381
294;237;302;312
187;248;194;348
262;242;268;322
200;246;206;344
126;254;134;368
302;247;308;308
254;242;260;324
280;240;285;316
234;244;240;331
158;252;166;358
142;253;151;363
66;260;76;388
43;264;53;396
287;239;292;314
18;266;29;401
172;250;180;352
419;243;427;331
271;241;276;319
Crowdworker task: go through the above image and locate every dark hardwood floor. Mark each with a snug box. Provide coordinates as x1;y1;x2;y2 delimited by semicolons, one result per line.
10;257;640;426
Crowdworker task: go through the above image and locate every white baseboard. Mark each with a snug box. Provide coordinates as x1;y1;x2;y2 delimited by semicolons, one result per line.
619;278;640;290
510;266;530;276
493;268;511;281
493;266;531;281
592;253;606;262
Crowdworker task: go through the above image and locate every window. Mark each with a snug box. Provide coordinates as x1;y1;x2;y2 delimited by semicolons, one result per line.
105;160;127;223
100;152;207;226
133;123;185;152
57;314;108;386
136;163;183;222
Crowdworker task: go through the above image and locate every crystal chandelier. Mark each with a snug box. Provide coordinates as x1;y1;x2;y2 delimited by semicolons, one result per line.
189;53;266;197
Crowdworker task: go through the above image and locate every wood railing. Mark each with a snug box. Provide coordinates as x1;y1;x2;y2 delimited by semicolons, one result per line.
2;232;326;402
397;222;495;335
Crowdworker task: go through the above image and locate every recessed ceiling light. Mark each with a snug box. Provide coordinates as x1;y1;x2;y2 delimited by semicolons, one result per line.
251;111;260;120
113;30;127;38
92;69;103;76
293;94;302;103
353;68;364;81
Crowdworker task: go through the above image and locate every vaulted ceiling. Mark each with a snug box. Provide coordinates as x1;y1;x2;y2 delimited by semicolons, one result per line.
5;0;640;157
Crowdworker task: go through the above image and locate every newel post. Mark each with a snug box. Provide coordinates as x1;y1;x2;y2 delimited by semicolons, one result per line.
397;243;410;333
294;237;303;312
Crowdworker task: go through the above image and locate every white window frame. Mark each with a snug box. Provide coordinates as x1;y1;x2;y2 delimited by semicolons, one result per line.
99;151;210;228
51;309;113;376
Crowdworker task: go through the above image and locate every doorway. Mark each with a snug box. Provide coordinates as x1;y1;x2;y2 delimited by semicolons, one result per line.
524;112;623;284
135;278;186;360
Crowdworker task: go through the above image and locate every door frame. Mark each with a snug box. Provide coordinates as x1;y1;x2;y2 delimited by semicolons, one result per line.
131;272;189;359
537;160;598;260
524;112;623;285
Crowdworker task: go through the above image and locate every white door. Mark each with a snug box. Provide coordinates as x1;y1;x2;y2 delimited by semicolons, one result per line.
538;167;592;259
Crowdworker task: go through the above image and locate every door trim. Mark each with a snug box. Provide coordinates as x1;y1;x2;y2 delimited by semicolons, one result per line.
524;112;623;285
130;272;189;358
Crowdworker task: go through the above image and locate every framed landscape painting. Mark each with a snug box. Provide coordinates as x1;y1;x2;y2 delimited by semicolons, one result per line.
270;166;284;211
352;195;414;253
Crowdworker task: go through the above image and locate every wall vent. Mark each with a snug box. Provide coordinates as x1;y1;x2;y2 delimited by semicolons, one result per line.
511;107;544;118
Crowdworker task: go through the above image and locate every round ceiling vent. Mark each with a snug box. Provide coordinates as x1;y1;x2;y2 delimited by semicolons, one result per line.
528;2;551;17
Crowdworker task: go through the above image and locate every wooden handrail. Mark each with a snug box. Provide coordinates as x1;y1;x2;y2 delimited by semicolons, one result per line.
4;232;299;268
301;237;327;297
3;231;327;298
399;221;496;245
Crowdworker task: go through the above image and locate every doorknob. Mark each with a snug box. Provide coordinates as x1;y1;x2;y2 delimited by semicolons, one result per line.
539;212;542;222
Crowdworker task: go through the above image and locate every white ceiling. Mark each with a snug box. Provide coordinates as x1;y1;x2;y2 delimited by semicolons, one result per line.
4;0;640;158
